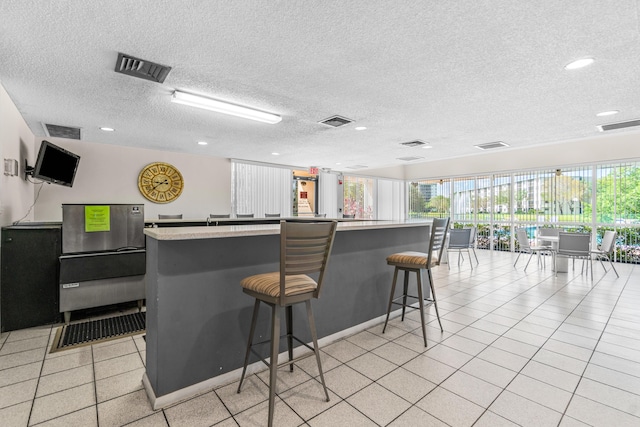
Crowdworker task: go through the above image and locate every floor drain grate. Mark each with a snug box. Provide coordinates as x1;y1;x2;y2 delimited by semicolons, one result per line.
50;312;145;352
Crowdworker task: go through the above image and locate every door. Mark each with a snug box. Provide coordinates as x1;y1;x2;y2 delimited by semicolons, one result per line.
292;177;317;216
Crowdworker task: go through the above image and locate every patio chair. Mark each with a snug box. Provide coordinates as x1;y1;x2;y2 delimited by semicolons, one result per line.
514;228;552;271
556;232;592;280
447;228;473;270
538;227;559;248
591;230;619;278
468;226;479;265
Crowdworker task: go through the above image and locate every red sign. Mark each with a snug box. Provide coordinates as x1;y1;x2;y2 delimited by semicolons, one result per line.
300;191;308;199
309;167;319;175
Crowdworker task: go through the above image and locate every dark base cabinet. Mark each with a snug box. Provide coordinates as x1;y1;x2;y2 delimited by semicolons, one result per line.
1;224;62;332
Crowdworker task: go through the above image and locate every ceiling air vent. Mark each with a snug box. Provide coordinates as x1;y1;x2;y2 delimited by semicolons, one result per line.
400;140;427;147
319;115;353;127
115;52;172;83
597;119;640;132
474;141;509;150
43;123;81;140
397;156;424;162
345;165;368;170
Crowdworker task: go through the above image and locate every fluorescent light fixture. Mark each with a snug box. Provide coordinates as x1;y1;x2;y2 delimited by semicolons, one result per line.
354;126;367;131
564;57;594;70
422;145;433;149
197;141;208;145
100;127;115;132
171;90;282;124
596;110;619;117
271;152;280;156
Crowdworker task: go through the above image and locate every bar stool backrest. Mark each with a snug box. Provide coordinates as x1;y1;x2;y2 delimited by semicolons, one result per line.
279;220;338;304
431;218;450;266
210;214;230;218
265;213;281;217
237;213;254;218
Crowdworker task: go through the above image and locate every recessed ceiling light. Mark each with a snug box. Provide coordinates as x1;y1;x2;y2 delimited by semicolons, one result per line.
354;126;367;131
197;141;208;145
271;152;280;156
422;145;433;149
336;162;341;165
100;127;115;132
564;57;594;70
596;110;619;117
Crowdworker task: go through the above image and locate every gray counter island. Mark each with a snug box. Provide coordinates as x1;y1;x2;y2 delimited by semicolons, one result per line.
142;220;432;408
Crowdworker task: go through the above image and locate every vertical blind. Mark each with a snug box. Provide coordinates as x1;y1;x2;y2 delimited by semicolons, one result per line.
231;161;292;217
377;179;405;220
318;171;338;218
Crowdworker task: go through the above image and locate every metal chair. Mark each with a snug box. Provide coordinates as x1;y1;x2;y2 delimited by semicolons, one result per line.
383;217;449;346
556;232;592;279
538;227;559;248
314;213;327;218
591;230;619;278
237;220;338;427
514;228;553;270
447;228;473;270
236;213;254;218
468;226;479;265
158;214;182;219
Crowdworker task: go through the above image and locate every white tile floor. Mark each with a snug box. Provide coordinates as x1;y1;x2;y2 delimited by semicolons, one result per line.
1;250;640;426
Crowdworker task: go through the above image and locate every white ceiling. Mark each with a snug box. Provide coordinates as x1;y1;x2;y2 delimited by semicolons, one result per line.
1;1;640;171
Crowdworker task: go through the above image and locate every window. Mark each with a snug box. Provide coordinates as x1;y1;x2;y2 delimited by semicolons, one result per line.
408;179;450;219
342;176;374;218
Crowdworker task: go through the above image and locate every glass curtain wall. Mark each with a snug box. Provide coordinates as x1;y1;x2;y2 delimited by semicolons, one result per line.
407;179;451;219
492;174;512;251
413;161;640;264
596;162;640;263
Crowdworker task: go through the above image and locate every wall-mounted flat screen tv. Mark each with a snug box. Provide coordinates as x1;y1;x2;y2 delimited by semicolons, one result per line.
30;140;81;187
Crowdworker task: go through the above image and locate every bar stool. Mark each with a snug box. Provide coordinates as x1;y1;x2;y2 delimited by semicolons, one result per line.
237;220;338;427
383;217;449;346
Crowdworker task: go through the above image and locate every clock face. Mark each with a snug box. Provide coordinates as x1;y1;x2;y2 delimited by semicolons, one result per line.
138;162;184;203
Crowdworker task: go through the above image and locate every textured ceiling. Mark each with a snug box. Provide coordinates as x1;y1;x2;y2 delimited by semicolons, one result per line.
1;0;640;171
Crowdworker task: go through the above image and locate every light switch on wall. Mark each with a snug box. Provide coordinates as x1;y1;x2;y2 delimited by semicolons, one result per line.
4;158;19;176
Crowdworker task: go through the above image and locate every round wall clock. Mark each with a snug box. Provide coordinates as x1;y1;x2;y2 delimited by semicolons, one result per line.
138;162;184;203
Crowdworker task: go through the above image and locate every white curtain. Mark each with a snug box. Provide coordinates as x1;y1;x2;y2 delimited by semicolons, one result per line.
231;161;292;217
318;172;339;218
377;179;405;220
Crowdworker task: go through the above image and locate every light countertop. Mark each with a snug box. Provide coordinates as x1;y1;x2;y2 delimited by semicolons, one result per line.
144;220;433;241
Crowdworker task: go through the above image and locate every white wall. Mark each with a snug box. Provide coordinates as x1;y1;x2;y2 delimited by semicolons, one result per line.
0;84;36;226
33;138;232;221
403;132;640;179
